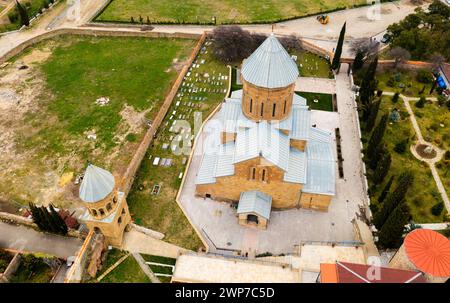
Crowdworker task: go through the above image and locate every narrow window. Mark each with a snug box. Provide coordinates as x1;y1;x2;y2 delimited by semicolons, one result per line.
262;169;267;182
272;103;276;117
113;196;118;204
249;98;253;113
92;209;98;217
106;203;112;212
250;167;256;180
283;99;287;114
260;102;264;117
122;208;126;215
99;208;105;216
118;216;122;224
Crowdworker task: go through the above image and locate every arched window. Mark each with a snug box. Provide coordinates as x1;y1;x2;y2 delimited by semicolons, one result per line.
272;103;276;117
249;98;253;113
99;208;105;216
118;216;122;224
283;99;287;114
113;196;118;204
122;208;126;215
260;102;264;117
91;209;98;217
250;167;256;180
106;203;112;212
261;169;267;182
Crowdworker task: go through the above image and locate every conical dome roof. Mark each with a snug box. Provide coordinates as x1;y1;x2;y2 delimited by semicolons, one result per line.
79;164;115;203
241;34;299;89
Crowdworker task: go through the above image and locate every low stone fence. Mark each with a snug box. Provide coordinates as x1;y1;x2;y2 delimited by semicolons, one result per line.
129;223;164;240
64;230;95;283
120;31;207;195
0;253;21;283
0;27;201;65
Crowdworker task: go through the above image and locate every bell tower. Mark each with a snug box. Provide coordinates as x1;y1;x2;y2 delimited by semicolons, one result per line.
79;164;131;247
240;34;299;122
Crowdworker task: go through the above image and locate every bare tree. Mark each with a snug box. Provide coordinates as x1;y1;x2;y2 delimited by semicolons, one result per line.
350;38;380;58
211;26;256;63
279;34;303;52
388;47;411;68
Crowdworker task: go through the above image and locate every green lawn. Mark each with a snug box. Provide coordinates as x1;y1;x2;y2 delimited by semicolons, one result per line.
410;100;450;198
126;40;229;251
363;96;445;223
100;255;151;283
292;50;333;79
2;35;195;206
141;254;175;283
296;92;334;111
95;248;128;279
376;68;437;97
96;0;366;24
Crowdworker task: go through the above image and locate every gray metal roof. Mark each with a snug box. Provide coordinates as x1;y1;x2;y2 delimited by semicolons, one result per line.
283;148;307;184
241;34;299;89
79;164;115;203
291;106;311;140
234;121;290;171
309;127;332;143
303;141;336;195
237;191;272;219
195;142;236;184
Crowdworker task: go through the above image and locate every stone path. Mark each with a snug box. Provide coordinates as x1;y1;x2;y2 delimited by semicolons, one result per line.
0;221;82;259
121;230;188;258
390;92;450;213
132;252;160;283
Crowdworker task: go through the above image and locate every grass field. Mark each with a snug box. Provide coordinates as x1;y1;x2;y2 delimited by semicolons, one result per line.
292;50;333;79
126;40;228;250
0;35;195;206
100;255;151;283
363;96;446;223
296;91;334;111
96;0;366;24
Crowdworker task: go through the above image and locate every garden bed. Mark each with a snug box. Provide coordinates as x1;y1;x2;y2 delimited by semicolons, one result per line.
295;91;334;112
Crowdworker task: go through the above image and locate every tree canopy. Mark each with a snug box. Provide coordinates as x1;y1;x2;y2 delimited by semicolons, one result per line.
387;1;450;61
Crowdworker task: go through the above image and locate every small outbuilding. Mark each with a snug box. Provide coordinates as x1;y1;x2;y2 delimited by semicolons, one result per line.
237;191;272;229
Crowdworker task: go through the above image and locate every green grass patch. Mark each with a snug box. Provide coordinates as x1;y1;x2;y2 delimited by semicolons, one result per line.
292;50;333;79
100;255;151;283
296;91;334;111
96;0;366;24
95;248;128;278
376;68;437;97
126;40;229;251
362;96;445;223
141;254;176;265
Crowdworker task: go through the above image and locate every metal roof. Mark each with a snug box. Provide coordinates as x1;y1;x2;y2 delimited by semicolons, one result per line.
309;127;333;143
283;148;307;184
237;191;272;219
79;164;115;203
195;142;236;184
241;34;299;89
303;141;335;195
291;106;311;140
234;121;290;171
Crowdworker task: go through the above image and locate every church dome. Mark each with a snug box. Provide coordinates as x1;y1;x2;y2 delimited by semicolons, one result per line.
79;164;115;203
241;34;299;89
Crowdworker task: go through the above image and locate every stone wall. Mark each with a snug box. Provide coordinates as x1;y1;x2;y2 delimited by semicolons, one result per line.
0;28;201;65
196;157;303;209
299;192;332;211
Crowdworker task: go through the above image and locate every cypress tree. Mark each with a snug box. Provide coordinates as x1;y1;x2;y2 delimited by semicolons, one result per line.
353;50;365;71
373;171;414;229
359;56;378;118
37;206;52;232
331;22;346;70
367;113;388;160
15;0;29;27
369;143;385;170
378;175;395;204
378;202;410;248
29;202;46;231
373;151;391;185
365;98;381;132
50;204;68;235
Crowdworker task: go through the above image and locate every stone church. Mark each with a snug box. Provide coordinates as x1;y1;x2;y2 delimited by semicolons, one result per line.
195;34;336;229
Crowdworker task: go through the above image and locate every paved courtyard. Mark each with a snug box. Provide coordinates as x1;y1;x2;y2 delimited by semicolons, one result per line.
179;64;368;255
